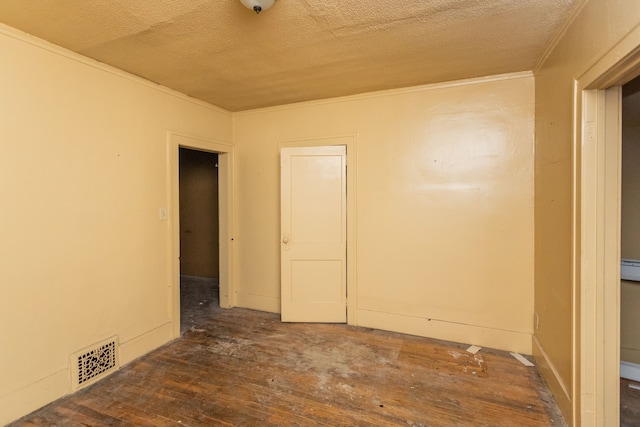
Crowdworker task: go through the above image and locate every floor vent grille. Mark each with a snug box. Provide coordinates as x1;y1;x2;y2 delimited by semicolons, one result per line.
70;337;119;390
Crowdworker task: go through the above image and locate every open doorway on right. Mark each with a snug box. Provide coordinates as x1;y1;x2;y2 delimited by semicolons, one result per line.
620;75;640;425
179;148;220;334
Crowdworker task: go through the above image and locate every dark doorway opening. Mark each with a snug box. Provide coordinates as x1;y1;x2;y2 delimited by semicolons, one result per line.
179;148;220;334
620;76;640;425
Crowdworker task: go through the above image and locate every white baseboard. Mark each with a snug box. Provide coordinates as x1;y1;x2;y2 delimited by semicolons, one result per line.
235;292;280;313
119;321;174;366
356;308;532;354
1;322;174;425
532;336;572;424
0;368;69;426
621;361;640;382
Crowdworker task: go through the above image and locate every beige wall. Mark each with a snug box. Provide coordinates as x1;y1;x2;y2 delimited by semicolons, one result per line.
534;0;640;424
0;25;231;424
179;149;219;278
233;74;535;353
621;80;640;365
15;2;640;423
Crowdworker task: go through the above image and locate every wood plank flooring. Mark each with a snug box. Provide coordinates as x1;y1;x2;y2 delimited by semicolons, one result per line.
10;277;567;426
622;378;640;427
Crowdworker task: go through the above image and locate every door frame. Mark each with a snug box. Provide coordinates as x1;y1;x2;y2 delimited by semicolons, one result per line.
168;132;235;338
280;134;358;325
577;35;640;425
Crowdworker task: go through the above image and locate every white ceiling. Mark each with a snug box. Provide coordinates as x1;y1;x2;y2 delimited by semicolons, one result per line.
0;0;581;111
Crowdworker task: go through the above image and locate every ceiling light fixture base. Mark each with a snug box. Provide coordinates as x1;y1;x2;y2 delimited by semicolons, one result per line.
240;0;275;14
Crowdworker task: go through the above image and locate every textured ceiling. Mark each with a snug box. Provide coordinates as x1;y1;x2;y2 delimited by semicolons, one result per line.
0;0;580;111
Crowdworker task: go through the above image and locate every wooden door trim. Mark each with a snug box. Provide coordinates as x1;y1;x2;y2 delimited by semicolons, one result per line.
280;134;358;325
168;132;235;339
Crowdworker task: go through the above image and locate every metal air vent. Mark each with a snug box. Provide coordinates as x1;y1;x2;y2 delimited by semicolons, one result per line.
70;337;119;390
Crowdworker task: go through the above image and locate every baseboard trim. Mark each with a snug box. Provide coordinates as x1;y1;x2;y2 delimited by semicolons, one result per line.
621;361;640;382
235;292;280;313
356;308;532;354
1;323;174;425
119;322;174;366
0;368;69;426
532;336;572;425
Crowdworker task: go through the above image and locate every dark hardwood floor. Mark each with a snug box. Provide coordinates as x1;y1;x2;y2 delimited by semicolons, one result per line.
622;378;640;427
10;277;568;426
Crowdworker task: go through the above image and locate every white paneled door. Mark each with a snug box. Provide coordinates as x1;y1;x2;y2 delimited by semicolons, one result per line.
280;146;347;322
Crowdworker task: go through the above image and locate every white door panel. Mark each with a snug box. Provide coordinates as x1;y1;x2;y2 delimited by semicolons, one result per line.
281;146;346;322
